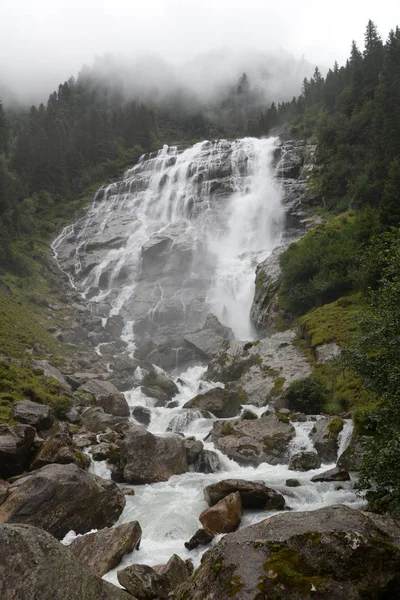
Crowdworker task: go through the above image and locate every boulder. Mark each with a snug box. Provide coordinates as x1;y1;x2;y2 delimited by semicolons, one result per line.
286;478;301;487
79;379;130;416
81;407;129;433
117;563;168;599
315;342;341;365
241;408;258;420
204;479;285;510
0;424;36;478
0;523;131;599
69;521;142;577
337;432;366;471
132;405;152;427
167;409;211;434
183;313;234;360
111;353;140;373
288;451;321;471
0;480;9;504
250;248;284;336
310;417;344;463
30;422;89;470
176;505;400;600
311;467;351;482
12;400;55;431
185;528;215;551
211;414;295;466
0;463;125;539
192;449;220;474
158;554;192;589
30;359;71;389
141;385;170;406
183;386;243;418
199;491;242;534
184;438;204;464
118;425;188;484
73;432;97;449
140;370;179;399
90;442;120;462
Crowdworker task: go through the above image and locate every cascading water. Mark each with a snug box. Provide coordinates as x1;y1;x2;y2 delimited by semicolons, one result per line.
55;138;361;584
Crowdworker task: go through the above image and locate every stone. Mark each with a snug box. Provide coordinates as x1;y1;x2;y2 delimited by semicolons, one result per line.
118;425;188;484
30;422;89;470
12;400;55;431
211;414;295;466
185;528;215;551
0;480;9;504
183;386;243;418
288;451;321;471
0;524;132;600
0;424;36;478
199;491;242;534
286;478;301;487
310;417;344;463
90;442;120;462
73;432;97;449
184;438;204;464
183;313;234;360
81;407;129;433
141;385;170;406
167;409;211;434
241;408;258;420
290;412;307;422
311;467;351;482
69;521;142;577
65;407;80;424
250;247;285;335
132;405;152;426
204;479;285;510
79;379;130;416
0;463;125;539
30;359;71;389
159;554;192;590
111;353;139;373
176;505;400;600
140;370;179;399
192;449;220;474
315;342;341;365
337;433;366;471
117;563;168;599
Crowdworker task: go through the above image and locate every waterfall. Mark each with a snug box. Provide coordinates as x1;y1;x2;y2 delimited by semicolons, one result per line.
53;137;284;343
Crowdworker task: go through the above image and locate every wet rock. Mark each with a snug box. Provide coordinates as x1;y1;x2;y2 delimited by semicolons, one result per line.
141;385;170;406
0;424;36;478
118;425;188;484
250;247;285;336
211;414;295;466
90;442;120;462
183;313;234;360
289;451;321;471
12;400;55;431
79;379;130;416
311;467;351;482
141;370;179;399
0;463;125;539
117;563;168;599
81;407;129;433
192;449;220;474
286;478;301;487
177;504;400;600
184;438;204;464
290;411;307;422
199;491;242;534
183;386;243;418
310;417;344;463
185;528;215;550
337;432;366;471
0;524;132;600
30;422;89;470
132;405;152;427
241;408;258;420
167;409;211;433
204;479;285;510
69;521;142;577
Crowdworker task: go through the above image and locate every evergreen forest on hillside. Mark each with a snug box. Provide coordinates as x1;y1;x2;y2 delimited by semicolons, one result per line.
1;19;400;511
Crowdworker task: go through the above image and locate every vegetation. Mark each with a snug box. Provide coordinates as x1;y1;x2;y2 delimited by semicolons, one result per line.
285;376;327;414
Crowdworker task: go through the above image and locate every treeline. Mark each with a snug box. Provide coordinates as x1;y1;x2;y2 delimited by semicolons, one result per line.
269;21;400;509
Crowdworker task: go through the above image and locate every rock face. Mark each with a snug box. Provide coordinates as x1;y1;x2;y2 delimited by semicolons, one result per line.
183;313;234;360
288;451;321;471
0;523;131;600
0;463;125;539
183;386;243;418
250;247;285;336
69;521;142;577
199;491;242;534
206;331;312;407
204;479;285;510
0;424;36;478
211;414;295;466
310;417;344;463
118;425;188;484
176;505;400;600
12;400;55;431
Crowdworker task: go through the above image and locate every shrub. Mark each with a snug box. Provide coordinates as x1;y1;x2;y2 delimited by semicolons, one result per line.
285;377;327;414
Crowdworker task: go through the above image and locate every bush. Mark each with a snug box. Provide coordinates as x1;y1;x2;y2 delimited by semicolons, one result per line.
285;377;327;414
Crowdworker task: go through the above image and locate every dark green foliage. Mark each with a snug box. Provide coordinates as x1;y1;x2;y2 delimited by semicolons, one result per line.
285;376;327;413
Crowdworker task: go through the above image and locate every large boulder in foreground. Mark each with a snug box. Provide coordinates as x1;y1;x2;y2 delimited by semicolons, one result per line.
12;400;55;431
0;523;131;600
183;386;244;418
211;414;295;466
69;521;142;577
118;424;188;484
199;492;242;534
204;479;285;510
0;463;125;539
0;424;36;479
176;505;400;600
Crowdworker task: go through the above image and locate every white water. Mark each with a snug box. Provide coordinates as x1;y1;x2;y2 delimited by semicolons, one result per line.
54;139;361;583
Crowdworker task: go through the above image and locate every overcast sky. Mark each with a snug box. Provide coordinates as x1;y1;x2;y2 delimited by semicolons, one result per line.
0;0;398;103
